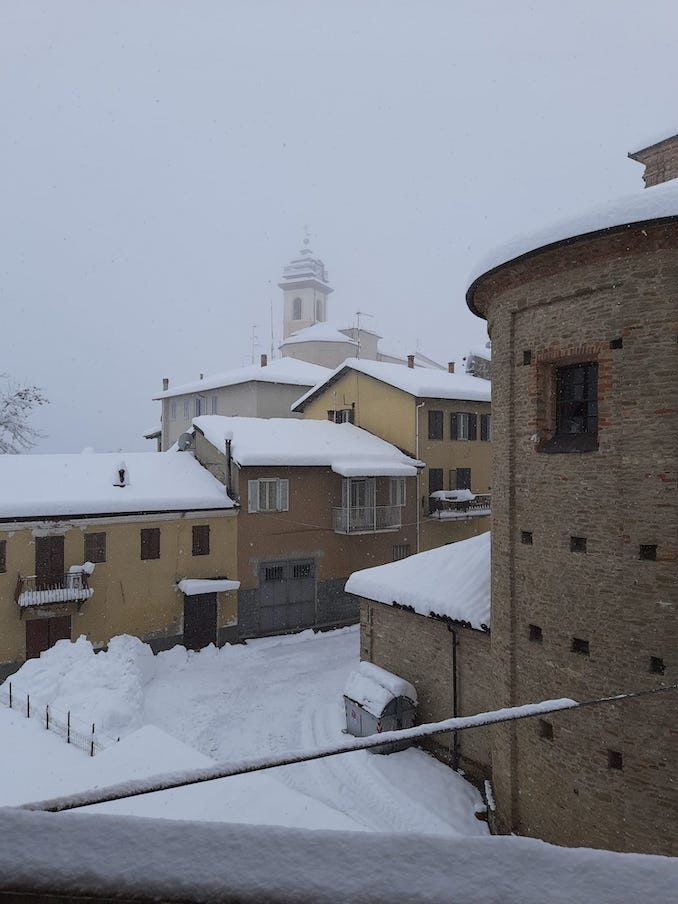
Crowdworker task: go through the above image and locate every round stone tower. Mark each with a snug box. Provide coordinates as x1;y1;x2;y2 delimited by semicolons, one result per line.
466;175;678;855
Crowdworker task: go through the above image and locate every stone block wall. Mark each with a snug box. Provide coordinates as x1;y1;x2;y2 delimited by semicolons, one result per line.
470;219;678;855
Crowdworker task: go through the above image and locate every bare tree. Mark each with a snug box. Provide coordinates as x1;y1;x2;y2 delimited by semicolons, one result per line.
0;376;48;453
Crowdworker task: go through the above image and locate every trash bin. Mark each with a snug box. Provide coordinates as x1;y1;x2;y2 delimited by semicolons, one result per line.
343;661;417;754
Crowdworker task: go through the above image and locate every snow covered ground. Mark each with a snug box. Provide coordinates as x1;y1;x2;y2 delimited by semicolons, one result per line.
0;628;486;836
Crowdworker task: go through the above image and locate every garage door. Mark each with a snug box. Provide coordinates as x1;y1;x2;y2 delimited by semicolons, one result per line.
183;592;218;651
258;560;316;634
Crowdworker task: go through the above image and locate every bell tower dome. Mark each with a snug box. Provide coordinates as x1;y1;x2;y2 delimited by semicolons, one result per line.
279;233;333;340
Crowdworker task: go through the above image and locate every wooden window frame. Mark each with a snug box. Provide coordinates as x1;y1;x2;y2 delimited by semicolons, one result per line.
140;527;161;561
428;410;443;440
192;525;210;557
84;532;106;564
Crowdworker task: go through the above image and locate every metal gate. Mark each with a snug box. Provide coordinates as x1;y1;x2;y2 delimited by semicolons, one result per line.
25;615;71;660
183;592;218;651
258;559;316;633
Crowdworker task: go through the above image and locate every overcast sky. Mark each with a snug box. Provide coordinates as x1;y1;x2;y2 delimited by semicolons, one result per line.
2;0;677;453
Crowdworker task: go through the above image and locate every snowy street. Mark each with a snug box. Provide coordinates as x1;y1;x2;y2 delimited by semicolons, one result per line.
0;627;487;836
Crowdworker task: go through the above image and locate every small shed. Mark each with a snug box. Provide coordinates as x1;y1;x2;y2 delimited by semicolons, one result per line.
343;661;417;754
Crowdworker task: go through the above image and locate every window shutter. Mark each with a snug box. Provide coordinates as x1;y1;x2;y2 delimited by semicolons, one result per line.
450;413;459;440
277;479;289;512
248;480;259;513
469;414;477;440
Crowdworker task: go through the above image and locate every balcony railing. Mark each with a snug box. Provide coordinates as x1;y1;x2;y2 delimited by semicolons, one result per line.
333;505;402;534
428;492;492;520
15;572;93;609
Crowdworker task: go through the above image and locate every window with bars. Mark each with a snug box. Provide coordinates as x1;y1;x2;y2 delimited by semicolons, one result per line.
248;478;290;513
192;525;210;556
392;543;411;561
428;410;443;440
542;361;598;453
84;532;106;564
451;412;477;441
140;528;161;561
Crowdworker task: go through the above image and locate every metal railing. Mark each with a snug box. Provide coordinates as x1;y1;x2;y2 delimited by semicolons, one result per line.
0;681;118;756
428;493;492;519
15;572;92;608
332;505;402;534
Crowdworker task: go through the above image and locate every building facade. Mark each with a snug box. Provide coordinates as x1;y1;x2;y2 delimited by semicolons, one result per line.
466;140;678;855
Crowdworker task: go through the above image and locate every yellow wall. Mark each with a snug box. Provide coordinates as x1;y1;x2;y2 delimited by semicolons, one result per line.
0;512;237;671
300;370;492;551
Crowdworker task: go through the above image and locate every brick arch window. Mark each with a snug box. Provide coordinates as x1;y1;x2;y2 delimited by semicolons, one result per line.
293;297;302;320
541;360;598;453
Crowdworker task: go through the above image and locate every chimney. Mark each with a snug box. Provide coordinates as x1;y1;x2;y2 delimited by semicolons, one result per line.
629;133;678;187
260;354;268;367
448;361;455;374
162;377;169;391
407;355;415;369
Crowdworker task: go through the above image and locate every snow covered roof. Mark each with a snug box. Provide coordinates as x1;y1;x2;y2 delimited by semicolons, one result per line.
279;322;359;348
280;242;331;288
0;452;234;520
466;343;491;362
346;531;491;630
467;179;678;303
153;358;331;400
344;661;417;717
177;579;240;596
628;130;678;156
292;358;491;411
193;416;421;477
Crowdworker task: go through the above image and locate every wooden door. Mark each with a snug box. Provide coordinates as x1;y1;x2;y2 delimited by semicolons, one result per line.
35;536;64;590
183;593;218;651
25;616;71;660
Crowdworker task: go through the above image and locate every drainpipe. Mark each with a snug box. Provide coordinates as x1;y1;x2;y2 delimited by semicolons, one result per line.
450;626;460;769
415;401;425;553
224;438;233;499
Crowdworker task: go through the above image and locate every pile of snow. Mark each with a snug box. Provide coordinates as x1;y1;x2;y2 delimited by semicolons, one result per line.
344;662;417;717
193;416;420;476
153;358;331;399
346;531;491;631
0;451;233;518
3;635;156;738
292;358;491;411
467;178;678;289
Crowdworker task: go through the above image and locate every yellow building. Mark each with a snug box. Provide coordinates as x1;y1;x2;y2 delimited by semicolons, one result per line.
0;451;237;678
292;358;492;551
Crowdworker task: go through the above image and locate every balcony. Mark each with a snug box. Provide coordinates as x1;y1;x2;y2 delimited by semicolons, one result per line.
333;505;402;534
428;491;492;520
15;572;94;610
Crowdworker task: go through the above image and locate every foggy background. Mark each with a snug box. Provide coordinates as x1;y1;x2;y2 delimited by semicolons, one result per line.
1;0;676;453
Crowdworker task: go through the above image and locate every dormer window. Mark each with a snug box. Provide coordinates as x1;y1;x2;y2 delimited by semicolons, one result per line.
293;297;302;320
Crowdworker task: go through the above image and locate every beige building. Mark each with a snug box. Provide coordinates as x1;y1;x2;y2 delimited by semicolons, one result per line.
347;532;493;780
153;357;331;451
292;357;492;551
0;452;238;679
463;133;678;855
190;415;421;638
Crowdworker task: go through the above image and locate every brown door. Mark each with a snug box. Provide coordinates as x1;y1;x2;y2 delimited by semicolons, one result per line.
25;616;71;660
35;536;64;590
183;593;217;651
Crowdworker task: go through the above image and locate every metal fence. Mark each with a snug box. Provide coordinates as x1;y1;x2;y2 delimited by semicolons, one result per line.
0;682;119;756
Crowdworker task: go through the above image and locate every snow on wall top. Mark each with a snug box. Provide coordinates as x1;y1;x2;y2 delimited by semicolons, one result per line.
153;358;332;400
279;322;359;347
467;178;678;293
344;661;417;716
193;416;421;476
292;358;491;411
177;579;240;596
346;531;491;630
0;452;233;520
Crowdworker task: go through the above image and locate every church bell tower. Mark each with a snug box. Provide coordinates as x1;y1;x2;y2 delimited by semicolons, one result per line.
279;234;333;340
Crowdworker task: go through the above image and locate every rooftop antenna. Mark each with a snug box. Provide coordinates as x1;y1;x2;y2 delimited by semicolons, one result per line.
354;311;374;359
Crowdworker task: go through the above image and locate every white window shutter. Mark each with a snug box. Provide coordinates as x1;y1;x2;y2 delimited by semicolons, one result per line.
277;479;289;511
248;480;259;513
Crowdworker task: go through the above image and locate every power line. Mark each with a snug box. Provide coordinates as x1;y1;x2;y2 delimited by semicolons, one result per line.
19;683;678;815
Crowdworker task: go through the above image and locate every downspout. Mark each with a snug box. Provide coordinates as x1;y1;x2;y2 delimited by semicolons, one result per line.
450;626;460;769
415;401;425;553
224;439;233;499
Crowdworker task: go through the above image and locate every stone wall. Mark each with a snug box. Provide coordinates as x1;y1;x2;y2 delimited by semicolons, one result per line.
359;598;493;779
470;219;678;855
629;134;678;187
